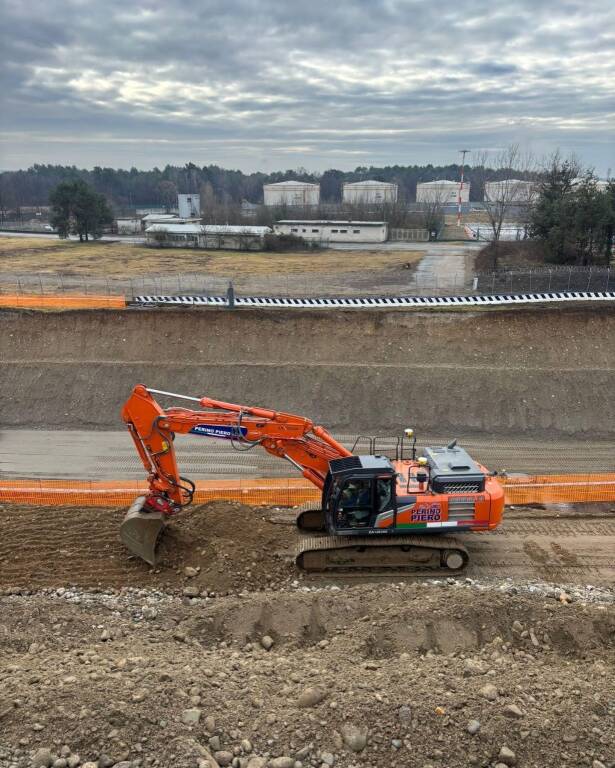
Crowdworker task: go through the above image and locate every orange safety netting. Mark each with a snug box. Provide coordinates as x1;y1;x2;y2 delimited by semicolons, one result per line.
0;294;126;310
0;478;320;507
2;474;615;508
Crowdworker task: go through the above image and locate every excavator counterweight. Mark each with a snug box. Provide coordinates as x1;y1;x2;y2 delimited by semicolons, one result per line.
121;385;505;571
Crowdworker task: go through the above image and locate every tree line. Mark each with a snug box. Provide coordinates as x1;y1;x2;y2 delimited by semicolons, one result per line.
0;161;537;212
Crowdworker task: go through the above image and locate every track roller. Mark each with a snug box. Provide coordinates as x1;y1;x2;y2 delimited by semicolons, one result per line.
295;534;468;573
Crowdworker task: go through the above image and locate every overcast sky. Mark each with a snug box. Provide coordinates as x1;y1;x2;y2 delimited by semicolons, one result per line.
1;0;614;174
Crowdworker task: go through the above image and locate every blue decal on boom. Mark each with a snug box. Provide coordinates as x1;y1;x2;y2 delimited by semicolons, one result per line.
190;425;248;439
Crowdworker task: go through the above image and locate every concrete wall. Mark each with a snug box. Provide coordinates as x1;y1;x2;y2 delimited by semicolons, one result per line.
3;306;615;437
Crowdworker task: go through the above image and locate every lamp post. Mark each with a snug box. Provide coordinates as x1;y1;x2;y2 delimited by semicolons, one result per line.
457;149;469;227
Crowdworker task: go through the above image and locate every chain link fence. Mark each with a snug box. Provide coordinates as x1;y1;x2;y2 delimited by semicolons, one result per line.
0;265;612;299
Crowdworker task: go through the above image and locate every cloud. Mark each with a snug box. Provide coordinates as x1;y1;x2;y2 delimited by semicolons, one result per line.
0;0;614;173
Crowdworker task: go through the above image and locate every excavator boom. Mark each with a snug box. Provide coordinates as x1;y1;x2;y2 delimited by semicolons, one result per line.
121;384;352;562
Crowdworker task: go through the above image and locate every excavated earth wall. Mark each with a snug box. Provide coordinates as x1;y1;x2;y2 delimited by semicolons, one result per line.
2;305;615;435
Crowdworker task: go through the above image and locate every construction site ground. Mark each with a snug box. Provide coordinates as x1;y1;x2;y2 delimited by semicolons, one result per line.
1;501;614;768
2;297;615;767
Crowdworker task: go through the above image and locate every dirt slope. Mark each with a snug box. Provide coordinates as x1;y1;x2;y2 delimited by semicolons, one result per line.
2;304;615;435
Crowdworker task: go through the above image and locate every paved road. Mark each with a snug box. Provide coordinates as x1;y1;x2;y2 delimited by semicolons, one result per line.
2;429;613;480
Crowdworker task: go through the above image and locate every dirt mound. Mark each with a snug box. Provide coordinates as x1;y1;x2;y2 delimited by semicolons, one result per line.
1;584;614;768
3;305;615;435
0;502;296;594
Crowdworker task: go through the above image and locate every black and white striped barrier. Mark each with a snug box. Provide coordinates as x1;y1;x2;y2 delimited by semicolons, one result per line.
131;290;615;310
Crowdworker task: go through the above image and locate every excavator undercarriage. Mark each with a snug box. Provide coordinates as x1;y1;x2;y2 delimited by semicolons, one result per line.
120;385;505;572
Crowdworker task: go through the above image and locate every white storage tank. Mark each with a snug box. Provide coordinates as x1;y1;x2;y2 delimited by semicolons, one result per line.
416;180;469;204
484;180;537;202
263;181;320;207
342;180;398;204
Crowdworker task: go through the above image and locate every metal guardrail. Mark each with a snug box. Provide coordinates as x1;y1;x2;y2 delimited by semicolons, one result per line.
131;290;615;309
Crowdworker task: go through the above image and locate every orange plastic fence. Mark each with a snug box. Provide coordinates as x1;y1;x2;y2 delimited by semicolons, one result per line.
2;474;615;508
0;478;320;507
0;293;126;310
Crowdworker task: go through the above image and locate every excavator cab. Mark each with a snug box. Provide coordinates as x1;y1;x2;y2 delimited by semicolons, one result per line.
324;455;397;535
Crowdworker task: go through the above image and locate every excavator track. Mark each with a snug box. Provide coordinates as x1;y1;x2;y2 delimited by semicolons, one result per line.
295;534;468;573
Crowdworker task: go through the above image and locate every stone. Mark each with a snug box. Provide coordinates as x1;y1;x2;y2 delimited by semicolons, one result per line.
98;755;116;768
214;752;233;766
592;761;606;768
463;659;484;677
209;736;221;752
260;635;274;651
67;756;81;768
183;585;200;598
479;683;498;701
297;687;326;708
32;749;53;768
246;759;266;768
397;705;412;725
182;708;202;725
320;753;335;766
82;763;98;768
240;740;253;753
204;715;216;732
184;566;199;577
340;724;367;753
391;739;402;749
100;629;111;641
53;760;67;768
467;720;481;735
503;704;524;719
269;759;294;768
498;746;517;766
142;606;157;620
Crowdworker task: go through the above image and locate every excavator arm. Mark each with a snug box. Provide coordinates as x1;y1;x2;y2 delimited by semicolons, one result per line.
122;384;351;512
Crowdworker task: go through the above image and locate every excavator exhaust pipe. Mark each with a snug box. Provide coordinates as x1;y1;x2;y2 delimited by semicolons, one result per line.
120;496;166;566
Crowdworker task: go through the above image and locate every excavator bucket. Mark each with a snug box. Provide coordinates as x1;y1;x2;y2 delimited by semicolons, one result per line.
120;496;166;565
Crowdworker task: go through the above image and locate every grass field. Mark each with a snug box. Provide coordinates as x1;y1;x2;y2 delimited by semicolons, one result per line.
0;236;422;278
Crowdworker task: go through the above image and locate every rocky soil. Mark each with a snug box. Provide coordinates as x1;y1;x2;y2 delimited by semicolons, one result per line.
1;501;614;768
1;580;614;768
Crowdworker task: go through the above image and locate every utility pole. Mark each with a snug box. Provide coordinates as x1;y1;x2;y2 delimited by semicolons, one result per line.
457;149;469;227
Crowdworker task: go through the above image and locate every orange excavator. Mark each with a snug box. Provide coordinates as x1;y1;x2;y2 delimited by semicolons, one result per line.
121;384;505;571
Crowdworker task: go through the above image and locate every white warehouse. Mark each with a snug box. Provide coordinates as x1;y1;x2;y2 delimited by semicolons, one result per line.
484;180;537;203
342;180;398;204
274;220;388;243
263;181;320;207
416;180;469;204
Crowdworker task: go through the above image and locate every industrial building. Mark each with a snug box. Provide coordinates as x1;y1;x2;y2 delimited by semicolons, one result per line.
140;213;200;231
416;180;469;204
274;220;387;243
178;193;200;218
572;178;610;192
484;180;537;203
116;217;142;235
263;181;320;207
342;180;398;205
145;223;271;250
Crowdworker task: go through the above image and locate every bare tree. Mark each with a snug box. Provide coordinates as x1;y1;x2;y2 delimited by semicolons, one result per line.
417;189;446;238
473;144;537;268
